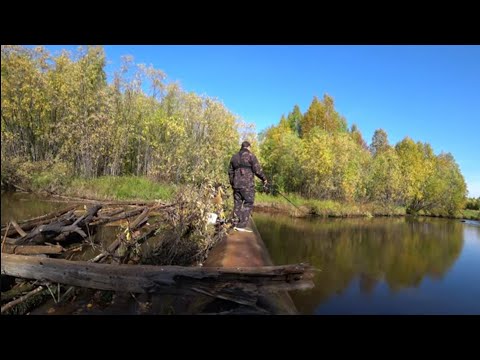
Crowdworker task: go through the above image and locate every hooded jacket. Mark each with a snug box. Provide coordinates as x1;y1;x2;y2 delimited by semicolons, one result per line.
228;147;267;189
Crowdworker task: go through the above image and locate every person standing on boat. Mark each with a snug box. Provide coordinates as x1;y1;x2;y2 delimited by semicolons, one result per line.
228;141;268;232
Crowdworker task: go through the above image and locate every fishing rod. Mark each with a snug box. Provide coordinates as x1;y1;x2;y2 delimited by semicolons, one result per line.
264;183;308;214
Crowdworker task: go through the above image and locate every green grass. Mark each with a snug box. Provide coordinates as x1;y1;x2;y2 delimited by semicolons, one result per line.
1;158;177;202
462;209;480;220
255;192;406;218
257;192;480;220
66;176;176;201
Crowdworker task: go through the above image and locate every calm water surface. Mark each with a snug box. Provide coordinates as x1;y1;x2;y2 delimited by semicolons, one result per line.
254;212;480;314
2;192;478;314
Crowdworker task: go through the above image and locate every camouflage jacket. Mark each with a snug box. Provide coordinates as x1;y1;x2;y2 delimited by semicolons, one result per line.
228;148;267;189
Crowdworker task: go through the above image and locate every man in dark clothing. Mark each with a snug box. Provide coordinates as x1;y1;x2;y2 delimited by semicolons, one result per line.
228;141;268;232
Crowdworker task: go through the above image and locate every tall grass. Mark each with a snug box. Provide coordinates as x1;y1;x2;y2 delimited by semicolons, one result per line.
67;176;176;201
256;192;405;217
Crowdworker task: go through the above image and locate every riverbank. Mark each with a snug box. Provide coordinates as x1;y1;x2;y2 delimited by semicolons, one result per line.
2;173;478;220
255;193;480;220
255;193;405;218
2;172;177;202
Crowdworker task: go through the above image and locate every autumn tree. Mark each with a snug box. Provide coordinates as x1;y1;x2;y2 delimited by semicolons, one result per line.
370;128;390;156
300;94;347;138
350;124;368;150
1;45;246;187
286;104;303;135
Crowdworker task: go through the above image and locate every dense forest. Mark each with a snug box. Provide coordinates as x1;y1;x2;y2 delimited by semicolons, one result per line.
259;95;467;215
1;45;469;216
1;45;256;186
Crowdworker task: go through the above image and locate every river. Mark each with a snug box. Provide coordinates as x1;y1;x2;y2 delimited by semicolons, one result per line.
2;192;479;314
254;212;480;314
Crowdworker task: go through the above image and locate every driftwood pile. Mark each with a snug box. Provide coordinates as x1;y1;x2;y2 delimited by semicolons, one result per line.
1;201;315;315
1;201;169;248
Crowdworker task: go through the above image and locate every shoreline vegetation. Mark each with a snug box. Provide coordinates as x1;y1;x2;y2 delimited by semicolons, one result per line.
2;174;478;221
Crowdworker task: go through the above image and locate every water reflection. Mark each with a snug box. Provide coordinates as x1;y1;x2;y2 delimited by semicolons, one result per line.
2;192;476;314
1;192;75;224
254;213;465;314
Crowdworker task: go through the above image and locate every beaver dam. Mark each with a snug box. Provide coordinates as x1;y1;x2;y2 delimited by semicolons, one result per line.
1;195;315;315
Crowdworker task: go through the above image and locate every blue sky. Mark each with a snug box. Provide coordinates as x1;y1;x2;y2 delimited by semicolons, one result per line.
41;45;480;197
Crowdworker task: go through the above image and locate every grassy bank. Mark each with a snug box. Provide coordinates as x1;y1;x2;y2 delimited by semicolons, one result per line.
255;193;480;220
2;160;478;220
1;160;176;202
65;176;176;201
461;209;480;220
255;193;406;218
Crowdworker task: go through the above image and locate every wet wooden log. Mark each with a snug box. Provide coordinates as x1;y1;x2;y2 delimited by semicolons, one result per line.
3;217;68;239
3;237;17;245
103;200;163;206
124;207;150;229
89;207;146;226
200;218;302;314
6;205;78;228
50;204;103;242
1;285;45;314
11;221;27;237
1;282;35;302
1;253;315;295
40;193;167;207
90;207;151;263
89;203;174;227
94;208;124;219
2;223;11;252
14;204;102;245
14;222;75;245
1;205;79;237
41;194;103;204
12;184;28;192
2;202;170;238
2;244;64;255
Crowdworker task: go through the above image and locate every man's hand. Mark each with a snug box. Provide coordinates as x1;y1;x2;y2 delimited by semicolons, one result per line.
263;180;269;192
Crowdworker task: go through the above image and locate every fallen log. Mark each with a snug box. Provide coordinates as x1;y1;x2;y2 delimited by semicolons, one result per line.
1;282;35;302
1;253;315;295
3;238;18;246
12;184;28;192
15;221;72;245
91;207;151;263
103;200;162;206
2;217;68;238
2;223;11;252
50;204;103;242
41;193;164;207
1;285;45;314
6;204;78;227
11;221;27;237
89;203;175;227
122;207;149;230
89;207;146;227
43;194;102;204
2;244;64;255
73;204;103;226
94;208;124;219
14;204;102;245
1;205;79;237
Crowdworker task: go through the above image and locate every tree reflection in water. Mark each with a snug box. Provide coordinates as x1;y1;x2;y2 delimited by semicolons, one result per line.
254;213;464;314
